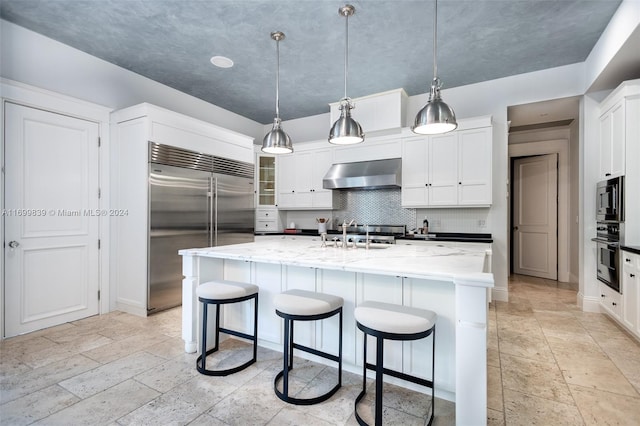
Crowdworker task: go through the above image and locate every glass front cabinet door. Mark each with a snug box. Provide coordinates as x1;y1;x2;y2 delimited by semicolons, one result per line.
258;155;276;206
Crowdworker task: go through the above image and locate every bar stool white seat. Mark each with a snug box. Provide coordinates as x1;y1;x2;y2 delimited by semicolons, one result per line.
273;289;344;405
354;301;437;426
196;280;258;376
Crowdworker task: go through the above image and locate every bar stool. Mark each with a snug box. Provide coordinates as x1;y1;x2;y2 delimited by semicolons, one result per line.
196;280;258;376
354;301;436;426
273;289;343;405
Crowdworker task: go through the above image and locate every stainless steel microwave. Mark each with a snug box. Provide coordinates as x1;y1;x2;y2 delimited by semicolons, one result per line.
596;176;624;222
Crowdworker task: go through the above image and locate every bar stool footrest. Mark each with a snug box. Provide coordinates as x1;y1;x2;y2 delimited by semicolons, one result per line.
274;369;341;406
364;362;433;389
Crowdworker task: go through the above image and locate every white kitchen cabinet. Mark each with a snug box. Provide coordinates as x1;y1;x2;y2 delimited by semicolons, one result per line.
356;273;404;371
402;277;456;394
401;121;492;208
277;147;334;210
110;103;254;316
400;135;429;206
256;154;277;206
253;262;283;345
599;281;622;321
429;133;459;206
329;88;408;136
333;136;402;163
458;127;492;205
621;250;639;338
255;208;280;232
598;100;625;179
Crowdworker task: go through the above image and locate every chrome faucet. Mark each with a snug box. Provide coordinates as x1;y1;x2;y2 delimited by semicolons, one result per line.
341;219;356;249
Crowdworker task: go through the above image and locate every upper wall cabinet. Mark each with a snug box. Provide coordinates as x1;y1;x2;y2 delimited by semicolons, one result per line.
599;100;625;179
257;154;276;207
329;89;408;136
401;117;493;208
277;145;335;210
598;79;640;182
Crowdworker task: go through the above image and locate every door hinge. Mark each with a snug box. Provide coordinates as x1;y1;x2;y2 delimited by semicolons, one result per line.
98;290;101;300
98;188;101;199
98;239;101;249
98;137;101;147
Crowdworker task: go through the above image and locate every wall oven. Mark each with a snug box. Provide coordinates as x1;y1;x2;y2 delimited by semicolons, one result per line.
596;176;624;222
592;223;621;292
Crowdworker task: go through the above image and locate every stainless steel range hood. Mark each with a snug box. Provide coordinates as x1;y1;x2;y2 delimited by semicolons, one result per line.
322;158;402;190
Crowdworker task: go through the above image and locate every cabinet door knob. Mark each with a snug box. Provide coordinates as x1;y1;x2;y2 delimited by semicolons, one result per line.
625;258;631;262
612;302;617;306
631;274;636;278
605;173;612;177
601;294;605;298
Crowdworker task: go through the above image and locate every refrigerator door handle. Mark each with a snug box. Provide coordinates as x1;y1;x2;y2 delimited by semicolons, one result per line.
211;176;217;247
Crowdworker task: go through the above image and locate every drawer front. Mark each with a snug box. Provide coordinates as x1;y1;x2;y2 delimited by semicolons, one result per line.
256;209;276;220
256;219;277;232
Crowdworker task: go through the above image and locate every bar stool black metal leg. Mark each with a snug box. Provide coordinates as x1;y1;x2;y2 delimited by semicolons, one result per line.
289;319;294;369
201;302;208;371
253;294;259;362
375;336;384;426
283;317;291;398
339;310;343;387
214;302;220;352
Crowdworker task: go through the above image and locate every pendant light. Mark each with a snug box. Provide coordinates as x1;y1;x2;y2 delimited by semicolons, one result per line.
262;31;293;154
329;4;364;145
412;0;457;135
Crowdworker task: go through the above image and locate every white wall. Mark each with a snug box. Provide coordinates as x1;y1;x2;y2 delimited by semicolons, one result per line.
584;0;640;91
569;118;580;283
0;19;264;143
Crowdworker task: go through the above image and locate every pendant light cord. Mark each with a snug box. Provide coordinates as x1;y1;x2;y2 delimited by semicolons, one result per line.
344;11;349;100
275;37;281;120
433;0;438;80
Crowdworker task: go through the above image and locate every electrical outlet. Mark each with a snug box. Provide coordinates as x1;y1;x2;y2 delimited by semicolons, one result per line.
478;219;486;228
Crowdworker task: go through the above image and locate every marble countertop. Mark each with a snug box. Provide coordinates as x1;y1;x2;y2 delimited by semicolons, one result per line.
179;240;493;287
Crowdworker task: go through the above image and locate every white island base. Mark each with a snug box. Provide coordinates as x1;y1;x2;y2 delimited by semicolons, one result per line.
180;240;493;425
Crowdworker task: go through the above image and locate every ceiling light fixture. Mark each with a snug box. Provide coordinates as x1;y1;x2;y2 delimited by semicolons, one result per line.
329;4;364;145
262;31;293;154
210;55;234;68
412;0;457;135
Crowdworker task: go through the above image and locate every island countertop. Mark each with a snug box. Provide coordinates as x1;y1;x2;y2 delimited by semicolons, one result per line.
179;239;493;287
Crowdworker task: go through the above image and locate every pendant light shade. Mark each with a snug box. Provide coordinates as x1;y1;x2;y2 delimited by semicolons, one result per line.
329;5;364;145
329;98;364;145
262;31;293;154
412;0;457;135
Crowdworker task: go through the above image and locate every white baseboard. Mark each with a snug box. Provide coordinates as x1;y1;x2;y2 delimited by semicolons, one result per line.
116;301;148;317
491;287;509;302
578;292;601;313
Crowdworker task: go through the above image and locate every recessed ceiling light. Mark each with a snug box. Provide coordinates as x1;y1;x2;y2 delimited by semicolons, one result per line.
210;56;234;68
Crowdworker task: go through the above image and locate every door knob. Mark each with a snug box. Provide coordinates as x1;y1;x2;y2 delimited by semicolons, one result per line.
8;241;20;248
513;226;519;231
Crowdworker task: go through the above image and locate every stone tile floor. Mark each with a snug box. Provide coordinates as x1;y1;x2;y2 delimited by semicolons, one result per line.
1;274;639;425
488;274;640;425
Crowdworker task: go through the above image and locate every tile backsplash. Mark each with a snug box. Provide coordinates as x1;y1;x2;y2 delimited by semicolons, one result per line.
282;188;490;233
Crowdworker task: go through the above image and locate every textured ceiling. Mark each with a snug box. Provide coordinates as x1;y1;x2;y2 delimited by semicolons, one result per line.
0;0;622;124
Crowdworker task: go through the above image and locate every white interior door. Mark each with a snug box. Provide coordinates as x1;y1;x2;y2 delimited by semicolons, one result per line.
4;103;100;337
513;154;558;280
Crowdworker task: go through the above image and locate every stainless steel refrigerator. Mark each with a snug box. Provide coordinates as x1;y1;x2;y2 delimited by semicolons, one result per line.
148;143;255;314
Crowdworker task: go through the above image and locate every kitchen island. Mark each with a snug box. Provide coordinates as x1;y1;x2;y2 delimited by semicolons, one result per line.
180;239;493;425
